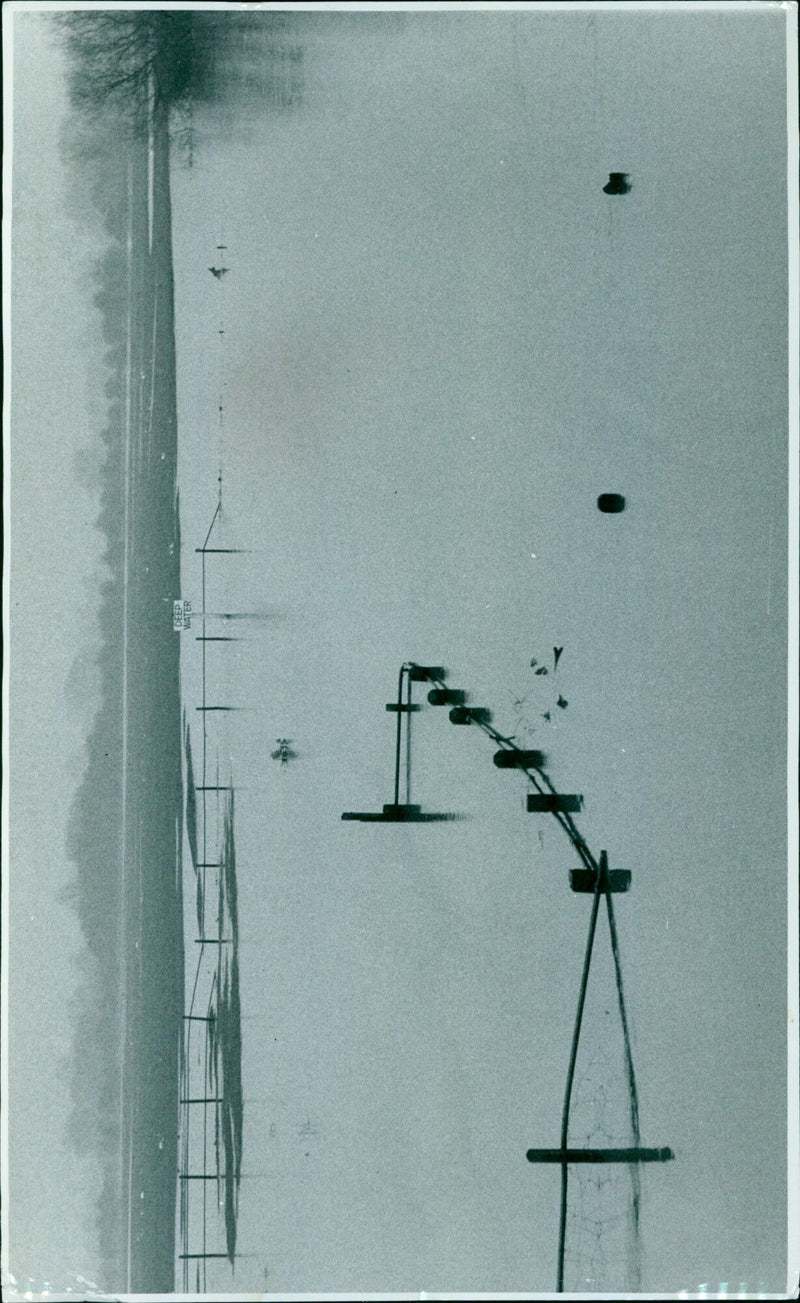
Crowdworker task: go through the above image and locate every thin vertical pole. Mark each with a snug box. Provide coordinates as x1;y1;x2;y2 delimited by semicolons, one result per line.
405;667;413;804
393;665;406;807
605;887;643;1285
556;851;606;1292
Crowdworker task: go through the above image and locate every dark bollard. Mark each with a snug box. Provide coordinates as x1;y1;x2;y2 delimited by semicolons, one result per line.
527;793;583;813
526;1146;672;1164
342;804;461;822
467;708;492;725
449;706;492;726
449;706;472;724
382;804;422;820
569;868;631;893
597;493;626;513
408;665;446;681
493;749;546;769
602;172;631;195
428;688;466;706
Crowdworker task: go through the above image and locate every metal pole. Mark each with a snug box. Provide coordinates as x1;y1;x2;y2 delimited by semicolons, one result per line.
556;852;607;1292
393;665;406;807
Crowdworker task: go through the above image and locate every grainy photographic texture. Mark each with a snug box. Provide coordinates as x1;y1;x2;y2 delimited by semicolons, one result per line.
4;3;797;1298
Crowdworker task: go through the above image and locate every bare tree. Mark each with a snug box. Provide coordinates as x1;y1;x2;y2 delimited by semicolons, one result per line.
58;10;198;123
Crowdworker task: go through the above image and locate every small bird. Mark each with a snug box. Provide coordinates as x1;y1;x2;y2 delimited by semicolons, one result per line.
557;695;568;710
209;266;229;279
553;646;563;670
542;711;551;723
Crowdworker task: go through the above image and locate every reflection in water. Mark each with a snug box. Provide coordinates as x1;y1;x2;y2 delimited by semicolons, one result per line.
180;740;243;1282
56;13;299;1289
207;789;243;1264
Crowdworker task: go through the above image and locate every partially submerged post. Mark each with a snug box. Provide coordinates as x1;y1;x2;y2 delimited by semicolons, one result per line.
342;663;672;1291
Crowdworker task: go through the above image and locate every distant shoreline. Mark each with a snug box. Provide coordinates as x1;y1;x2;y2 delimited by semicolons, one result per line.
119;97;184;1294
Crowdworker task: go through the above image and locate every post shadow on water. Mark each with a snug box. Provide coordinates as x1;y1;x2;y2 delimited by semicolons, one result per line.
181;751;243;1280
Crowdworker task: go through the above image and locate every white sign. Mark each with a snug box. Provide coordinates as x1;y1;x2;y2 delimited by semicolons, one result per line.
173;600;192;632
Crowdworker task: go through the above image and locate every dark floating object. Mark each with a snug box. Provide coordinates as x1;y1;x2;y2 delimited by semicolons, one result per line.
557;695;568;709
449;706;492;726
542;711;551;723
527;792;582;813
408;665;446;682
342;803;459;822
553;646;563;670
534;666;548;676
494;749;546;769
602;172;631;195
597;492;625;513
209;266;229;278
381;803;421;819
449;706;472;724
428;688;466;706
385;702;421;712
526;1147;673;1164
570;868;631;894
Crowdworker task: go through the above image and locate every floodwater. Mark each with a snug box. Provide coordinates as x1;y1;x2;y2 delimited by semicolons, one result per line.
71;97;185;1292
165;9;788;1296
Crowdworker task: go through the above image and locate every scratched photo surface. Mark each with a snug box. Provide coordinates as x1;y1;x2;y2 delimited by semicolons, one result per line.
5;3;794;1298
